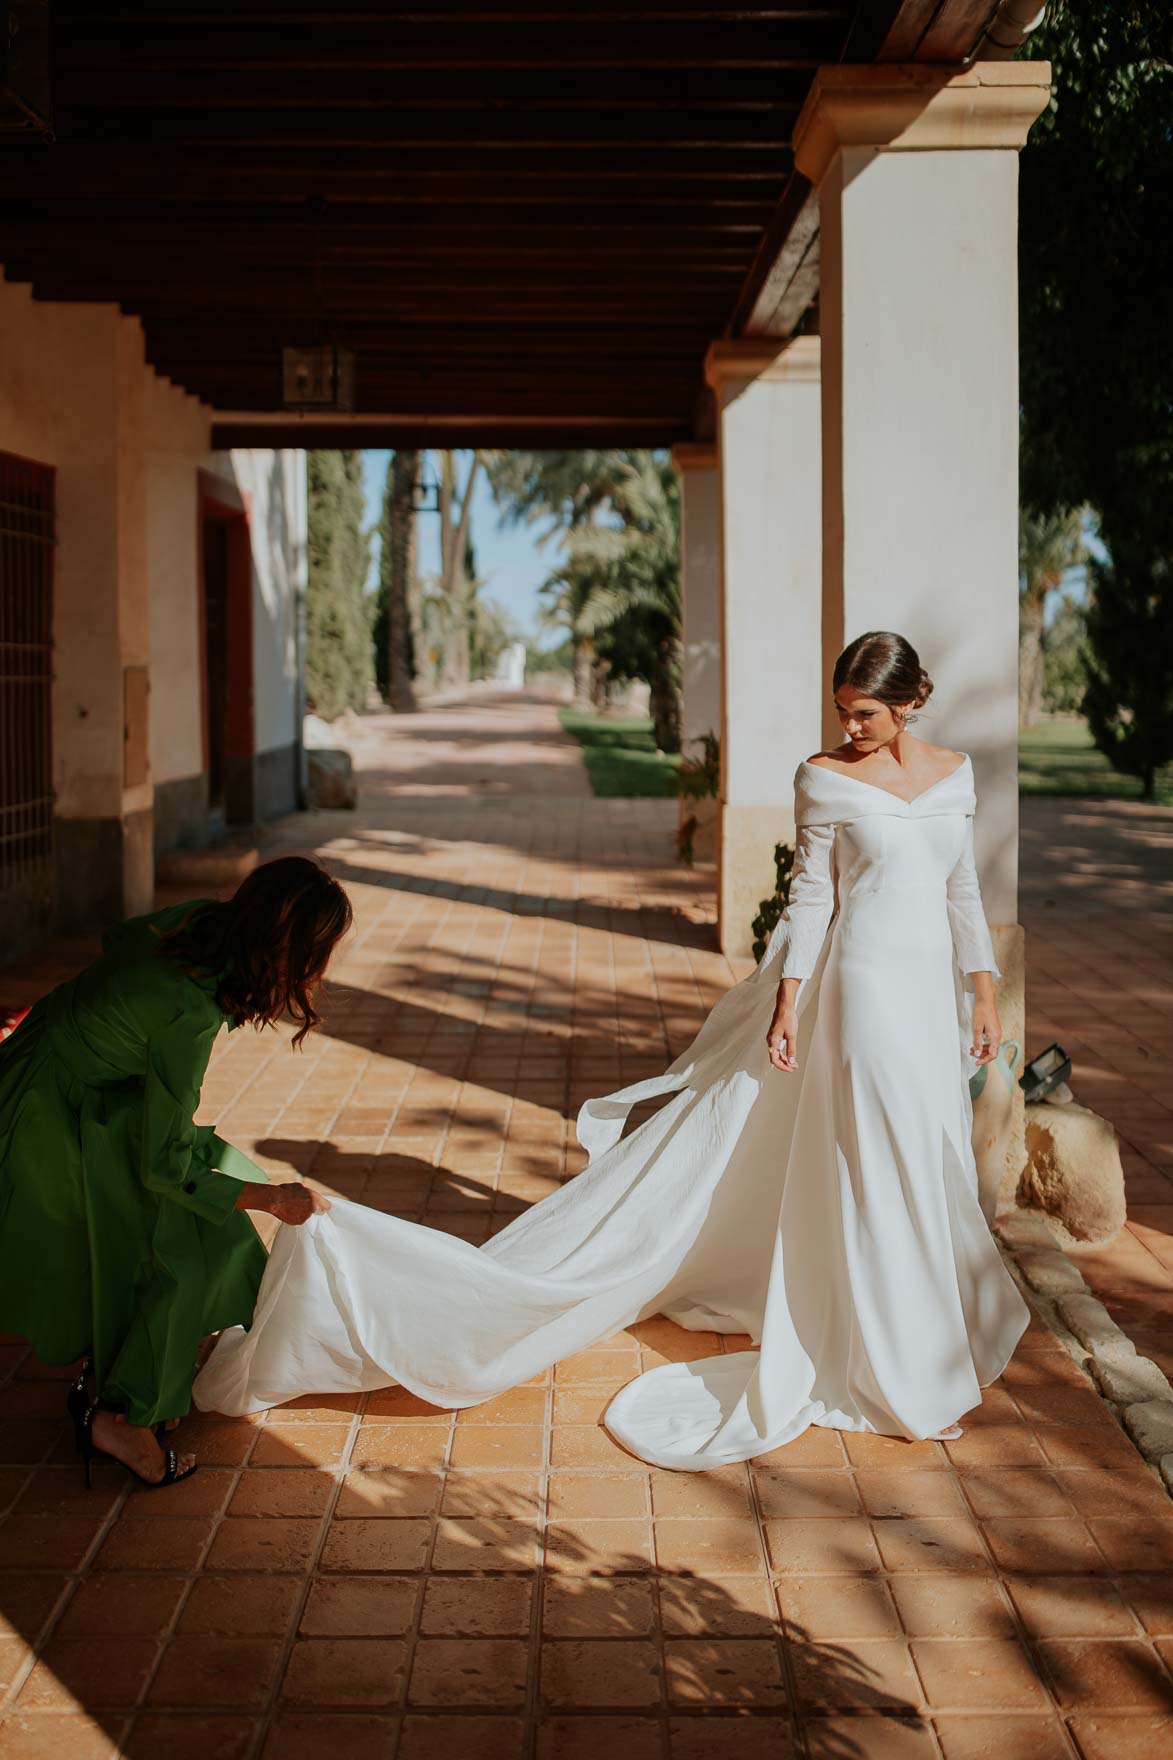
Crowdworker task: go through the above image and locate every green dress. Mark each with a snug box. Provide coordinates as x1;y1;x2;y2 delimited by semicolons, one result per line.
0;901;268;1426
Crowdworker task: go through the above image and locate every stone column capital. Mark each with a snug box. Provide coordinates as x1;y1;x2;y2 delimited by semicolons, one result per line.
793;61;1052;187
671;442;718;472
704;334;820;394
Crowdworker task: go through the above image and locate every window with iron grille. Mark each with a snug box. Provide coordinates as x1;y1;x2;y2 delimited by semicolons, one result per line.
0;450;55;904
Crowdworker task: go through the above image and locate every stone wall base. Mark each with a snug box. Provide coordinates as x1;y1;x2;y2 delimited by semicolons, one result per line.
718;799;797;960
154;771;210;856
54;807;154;932
680;794;718;865
254;741;300;822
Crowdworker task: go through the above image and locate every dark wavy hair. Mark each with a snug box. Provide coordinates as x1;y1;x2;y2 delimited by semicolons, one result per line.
159;856;352;1047
833;631;933;719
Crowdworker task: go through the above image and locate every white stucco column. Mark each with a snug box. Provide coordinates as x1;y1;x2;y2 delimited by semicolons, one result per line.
0;293;159;928
795;61;1050;1204
671;443;721;861
705;336;823;957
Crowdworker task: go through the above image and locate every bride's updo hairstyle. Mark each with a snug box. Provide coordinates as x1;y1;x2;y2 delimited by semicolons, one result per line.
833;631;933;723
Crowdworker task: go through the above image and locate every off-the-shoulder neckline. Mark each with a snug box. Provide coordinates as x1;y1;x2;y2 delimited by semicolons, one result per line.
800;753;970;807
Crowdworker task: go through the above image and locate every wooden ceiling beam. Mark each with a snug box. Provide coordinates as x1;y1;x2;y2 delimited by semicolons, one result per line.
141;320;709;344
144;343;710;364
203;389;694;413
0;143;794;179
209;418;691;449
19;292;732;332
59;18;845;72
59;68;817;108
3;171;789;206
11;269;744;302
0;202;774;233
0;217;761;248
83;2;853;24
50;106;803;147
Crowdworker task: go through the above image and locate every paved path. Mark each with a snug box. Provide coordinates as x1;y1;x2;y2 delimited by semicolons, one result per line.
2;691;1172;1759
1021;795;1173;1376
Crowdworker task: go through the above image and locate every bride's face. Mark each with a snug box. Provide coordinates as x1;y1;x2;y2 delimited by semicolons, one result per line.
834;687;912;751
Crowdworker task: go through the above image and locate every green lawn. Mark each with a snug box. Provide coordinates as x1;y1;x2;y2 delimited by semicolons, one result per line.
560;709;681;798
563;709;1172;807
1019;716;1173;807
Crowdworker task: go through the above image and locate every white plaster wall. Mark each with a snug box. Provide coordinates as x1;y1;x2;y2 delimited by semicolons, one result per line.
719;346;823;807
116;320;151;818
0;282;221;817
820;148;1020;922
144;375;213;788
211;448;307;757
678;461;722;749
0;282;125;820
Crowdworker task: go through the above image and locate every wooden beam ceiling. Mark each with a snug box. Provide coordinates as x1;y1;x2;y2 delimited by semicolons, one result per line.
0;1;999;445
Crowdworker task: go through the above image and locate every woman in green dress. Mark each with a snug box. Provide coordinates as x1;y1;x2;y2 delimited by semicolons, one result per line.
0;856;352;1487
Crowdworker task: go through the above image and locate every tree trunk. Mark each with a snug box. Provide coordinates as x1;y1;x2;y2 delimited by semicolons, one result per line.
1018;587;1046;730
572;637;594;708
1143;763;1155;801
649;640;683;754
387;450;418;713
439;451;481;688
589;655;609;711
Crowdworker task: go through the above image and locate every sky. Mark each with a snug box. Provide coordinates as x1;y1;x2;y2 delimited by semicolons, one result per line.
360;450;558;641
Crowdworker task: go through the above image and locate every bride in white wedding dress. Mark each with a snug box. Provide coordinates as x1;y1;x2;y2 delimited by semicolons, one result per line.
194;631;1028;1470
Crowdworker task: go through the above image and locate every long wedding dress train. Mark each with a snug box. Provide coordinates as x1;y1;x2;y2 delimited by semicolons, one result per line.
194;757;1029;1469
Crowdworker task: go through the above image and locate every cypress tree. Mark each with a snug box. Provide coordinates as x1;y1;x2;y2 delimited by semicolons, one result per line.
305;449;372;721
1082;527;1173;800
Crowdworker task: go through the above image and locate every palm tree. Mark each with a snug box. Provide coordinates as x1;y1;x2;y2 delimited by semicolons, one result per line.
493;450;682;741
538;565;603;709
539;455;682;751
437;449;484;687
380;450;419;712
490;450;631;533
1019;507;1087;729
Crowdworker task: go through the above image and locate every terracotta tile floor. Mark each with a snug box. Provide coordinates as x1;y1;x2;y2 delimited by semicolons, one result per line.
1019;793;1173;1366
2;691;1172;1757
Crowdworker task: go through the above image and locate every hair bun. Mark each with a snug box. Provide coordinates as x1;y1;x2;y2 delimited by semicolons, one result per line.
832;631;930;718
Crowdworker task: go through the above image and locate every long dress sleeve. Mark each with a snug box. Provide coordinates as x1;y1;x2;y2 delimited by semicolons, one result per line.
141;1011;246;1223
762;822;837;981
946;819;1000;977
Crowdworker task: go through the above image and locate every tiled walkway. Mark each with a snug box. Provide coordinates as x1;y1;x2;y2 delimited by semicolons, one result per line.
1020;795;1173;1372
2;691;1172;1759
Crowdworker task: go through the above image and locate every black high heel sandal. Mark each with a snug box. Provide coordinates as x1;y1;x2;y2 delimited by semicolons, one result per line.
66;1358;94;1436
67;1361;175;1454
76;1400;198;1491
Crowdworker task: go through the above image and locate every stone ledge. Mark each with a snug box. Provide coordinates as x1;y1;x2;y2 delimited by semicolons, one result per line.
1123;1401;1173;1462
998;1209;1173;1492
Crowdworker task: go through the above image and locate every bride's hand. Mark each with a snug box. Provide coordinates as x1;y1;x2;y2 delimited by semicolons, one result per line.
970;998;1002;1065
236;1183;332;1225
767;1007;799;1073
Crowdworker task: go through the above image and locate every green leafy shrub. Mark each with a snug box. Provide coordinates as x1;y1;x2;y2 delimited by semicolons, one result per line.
751;843;796;964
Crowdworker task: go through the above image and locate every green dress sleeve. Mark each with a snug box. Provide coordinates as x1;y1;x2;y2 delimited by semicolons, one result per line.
141;1008;246;1224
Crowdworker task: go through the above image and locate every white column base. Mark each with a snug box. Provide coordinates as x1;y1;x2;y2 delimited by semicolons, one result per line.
718;799;798;960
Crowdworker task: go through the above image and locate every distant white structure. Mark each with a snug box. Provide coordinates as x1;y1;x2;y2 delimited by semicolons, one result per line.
495;642;527;689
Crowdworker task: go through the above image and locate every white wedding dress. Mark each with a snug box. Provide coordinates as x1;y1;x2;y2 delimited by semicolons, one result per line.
194;756;1028;1470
